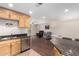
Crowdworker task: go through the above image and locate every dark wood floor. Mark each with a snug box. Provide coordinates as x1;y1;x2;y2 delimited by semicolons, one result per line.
30;36;54;56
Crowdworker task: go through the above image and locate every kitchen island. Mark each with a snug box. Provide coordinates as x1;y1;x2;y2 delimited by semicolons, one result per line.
50;37;79;56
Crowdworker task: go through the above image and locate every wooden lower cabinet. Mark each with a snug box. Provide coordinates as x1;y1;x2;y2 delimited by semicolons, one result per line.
0;43;10;56
52;47;62;56
0;39;21;56
11;40;21;55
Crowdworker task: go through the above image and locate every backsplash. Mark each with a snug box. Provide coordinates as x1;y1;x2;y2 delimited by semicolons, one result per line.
0;19;29;36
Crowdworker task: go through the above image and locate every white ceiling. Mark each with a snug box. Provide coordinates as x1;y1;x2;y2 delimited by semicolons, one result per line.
0;3;79;21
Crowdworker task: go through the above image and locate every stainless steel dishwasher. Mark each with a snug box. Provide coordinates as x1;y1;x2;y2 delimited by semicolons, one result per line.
21;37;30;52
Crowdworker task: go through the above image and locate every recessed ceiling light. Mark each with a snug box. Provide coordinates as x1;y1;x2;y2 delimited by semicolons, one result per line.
64;9;69;12
8;3;13;7
29;10;32;14
42;16;46;19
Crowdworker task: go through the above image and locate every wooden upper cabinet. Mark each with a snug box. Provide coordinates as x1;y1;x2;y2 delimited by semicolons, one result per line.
0;8;10;19
0;7;30;28
9;11;19;20
24;15;30;28
19;15;25;28
18;15;30;28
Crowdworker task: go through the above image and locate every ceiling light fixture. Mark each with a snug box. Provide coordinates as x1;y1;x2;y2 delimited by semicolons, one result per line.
29;10;32;14
64;9;69;13
8;3;13;7
42;16;46;19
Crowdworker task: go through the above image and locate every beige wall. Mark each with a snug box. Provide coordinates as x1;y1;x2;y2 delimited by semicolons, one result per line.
31;18;79;39
48;19;79;39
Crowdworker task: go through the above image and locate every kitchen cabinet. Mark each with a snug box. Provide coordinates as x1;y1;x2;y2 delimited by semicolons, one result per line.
52;47;62;56
0;7;30;28
0;43;10;56
0;8;10;19
24;15;30;28
9;11;19;20
0;39;21;56
11;39;21;55
19;15;25;28
19;15;30;28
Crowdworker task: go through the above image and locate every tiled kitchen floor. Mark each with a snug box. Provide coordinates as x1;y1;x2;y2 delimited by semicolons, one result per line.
17;49;41;56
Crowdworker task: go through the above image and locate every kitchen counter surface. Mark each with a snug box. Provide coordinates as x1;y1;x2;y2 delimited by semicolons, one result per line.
50;37;79;56
0;37;20;42
0;33;28;41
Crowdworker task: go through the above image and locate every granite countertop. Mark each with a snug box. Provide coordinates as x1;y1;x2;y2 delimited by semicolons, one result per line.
50;37;79;56
0;33;28;41
0;37;20;42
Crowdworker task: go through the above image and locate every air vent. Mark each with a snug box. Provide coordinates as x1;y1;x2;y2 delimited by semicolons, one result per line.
38;3;43;5
35;3;43;7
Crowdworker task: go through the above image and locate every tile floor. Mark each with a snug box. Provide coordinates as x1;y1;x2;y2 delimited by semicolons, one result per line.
17;49;41;56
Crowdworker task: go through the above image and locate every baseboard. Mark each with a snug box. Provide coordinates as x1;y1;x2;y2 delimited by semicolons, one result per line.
21;48;30;53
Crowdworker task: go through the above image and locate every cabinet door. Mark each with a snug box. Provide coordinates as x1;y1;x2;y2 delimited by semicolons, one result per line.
0;8;9;19
0;43;10;56
10;11;19;20
24;15;30;28
18;15;25;28
18;14;30;28
52;47;62;56
11;40;21;55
